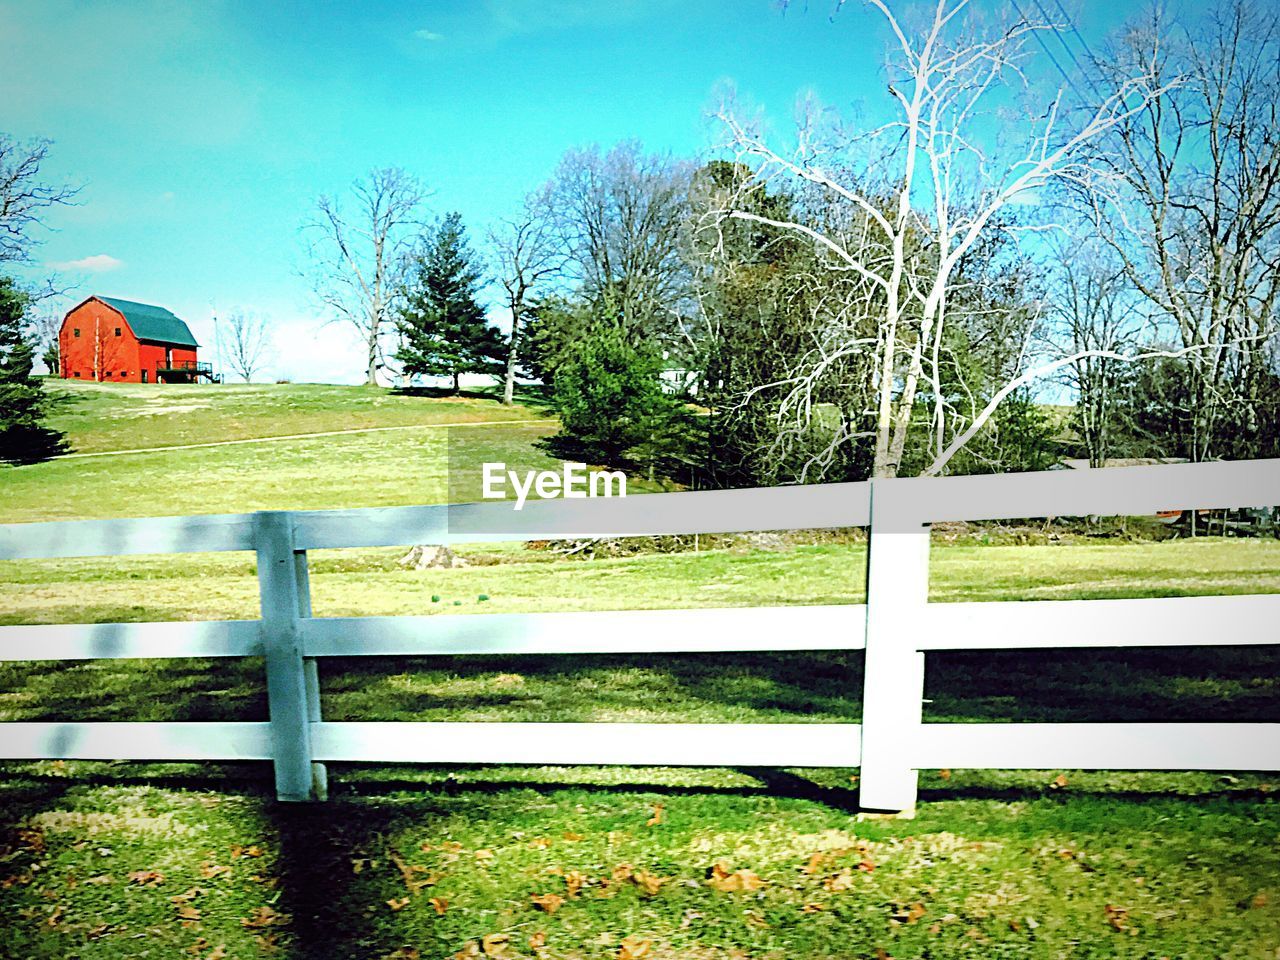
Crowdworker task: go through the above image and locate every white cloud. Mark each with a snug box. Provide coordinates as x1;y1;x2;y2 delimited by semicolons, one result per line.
1007;187;1041;208
51;253;125;272
413;28;444;41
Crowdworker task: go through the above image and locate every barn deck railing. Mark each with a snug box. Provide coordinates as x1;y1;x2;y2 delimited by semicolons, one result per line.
0;459;1277;812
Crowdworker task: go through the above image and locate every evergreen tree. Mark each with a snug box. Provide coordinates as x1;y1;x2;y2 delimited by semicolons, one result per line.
0;277;66;464
396;212;505;392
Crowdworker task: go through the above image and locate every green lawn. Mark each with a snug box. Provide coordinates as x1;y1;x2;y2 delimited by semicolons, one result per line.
43;379;545;454
1;382;1278;958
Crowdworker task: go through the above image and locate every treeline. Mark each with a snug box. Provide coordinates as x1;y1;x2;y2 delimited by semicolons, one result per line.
299;0;1279;487
0;136;71;465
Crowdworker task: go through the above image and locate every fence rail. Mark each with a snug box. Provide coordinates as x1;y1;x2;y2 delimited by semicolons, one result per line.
1;459;1278;812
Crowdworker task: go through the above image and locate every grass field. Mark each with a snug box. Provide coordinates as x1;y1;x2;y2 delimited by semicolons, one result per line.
1;380;566;523
43;380;546;454
1;381;1278;958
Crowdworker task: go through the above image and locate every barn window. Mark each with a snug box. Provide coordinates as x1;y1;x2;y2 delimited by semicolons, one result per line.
115;327;122;337
74;372;81;378
120;371;127;377
141;370;148;383
74;328;80;337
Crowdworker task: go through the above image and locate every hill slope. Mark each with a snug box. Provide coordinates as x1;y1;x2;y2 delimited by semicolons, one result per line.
3;381;561;523
43;379;543;454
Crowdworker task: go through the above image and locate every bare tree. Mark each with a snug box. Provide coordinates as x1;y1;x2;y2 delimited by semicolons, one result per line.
0;135;78;265
1081;0;1280;462
303;168;428;385
1045;236;1142;467
488;188;564;404
31;308;62;375
712;0;1160;477
224;309;272;382
545;142;693;342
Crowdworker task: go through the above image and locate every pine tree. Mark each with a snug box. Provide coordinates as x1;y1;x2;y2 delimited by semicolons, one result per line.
396;212;505;392
0;277;66;464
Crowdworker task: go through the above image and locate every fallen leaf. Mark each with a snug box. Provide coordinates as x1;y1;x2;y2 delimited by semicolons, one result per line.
175;905;202;922
1049;774;1069;790
200;863;232;880
618;936;651;960
631;869;669;897
386;897;411;912
707;863;767;892
562;832;584;842
481;932;511;956
802;852;829;875
381;948;420;960
801;902;825;913
169;888;204;904
646;804;664;827
563;870;588;898
127;870;164;887
528;931;547;952
241;906;289;929
889;901;926;925
429;897;449;915
1104;903;1129;932
231;845;264;859
874;949;893;960
389;849;437;894
823;868;856;892
530;892;564;914
207;946;228;960
453;943;481;959
474;849;495;862
528;837;552;849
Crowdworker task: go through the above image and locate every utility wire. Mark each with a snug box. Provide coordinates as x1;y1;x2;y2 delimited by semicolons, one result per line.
1051;0;1102;63
1045;0;1107;99
1033;0;1088;75
1010;0;1089;102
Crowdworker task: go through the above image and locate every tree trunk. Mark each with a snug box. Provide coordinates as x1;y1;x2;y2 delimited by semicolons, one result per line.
453;371;460;394
503;310;520;406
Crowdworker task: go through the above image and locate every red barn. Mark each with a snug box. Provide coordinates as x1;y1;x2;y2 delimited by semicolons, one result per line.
59;296;212;383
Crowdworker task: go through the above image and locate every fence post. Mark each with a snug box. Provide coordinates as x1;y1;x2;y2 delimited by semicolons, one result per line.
858;478;929;815
255;510;325;802
293;547;329;801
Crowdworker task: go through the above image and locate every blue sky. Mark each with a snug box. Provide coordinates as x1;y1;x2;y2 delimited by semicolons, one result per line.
2;0;1138;382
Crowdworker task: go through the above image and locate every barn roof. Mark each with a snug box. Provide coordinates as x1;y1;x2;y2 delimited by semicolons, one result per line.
98;297;200;348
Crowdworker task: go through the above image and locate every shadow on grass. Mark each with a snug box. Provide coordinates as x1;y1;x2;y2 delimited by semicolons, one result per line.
388;384;557;413
3;647;1279;727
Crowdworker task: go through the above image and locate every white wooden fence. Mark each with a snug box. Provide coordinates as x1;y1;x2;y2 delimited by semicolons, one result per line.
1;458;1278;812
